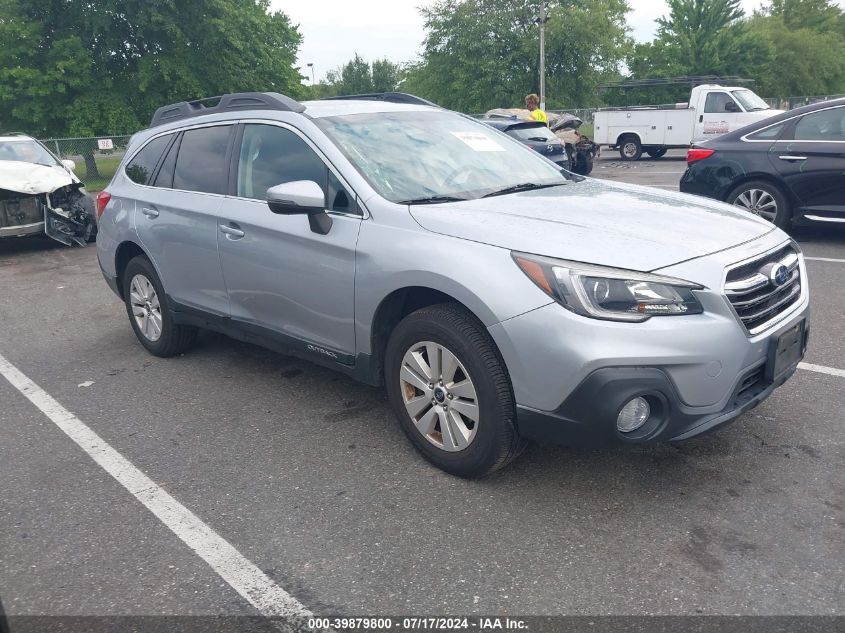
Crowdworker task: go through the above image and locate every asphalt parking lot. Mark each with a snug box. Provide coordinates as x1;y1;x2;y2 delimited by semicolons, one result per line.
1;158;843;623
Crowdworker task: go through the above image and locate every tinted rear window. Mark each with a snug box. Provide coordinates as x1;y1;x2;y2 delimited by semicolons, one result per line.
507;125;557;142
125;135;171;185
173;126;232;194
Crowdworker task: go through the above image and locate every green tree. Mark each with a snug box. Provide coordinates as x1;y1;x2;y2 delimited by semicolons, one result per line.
746;1;845;98
324;54;402;95
402;0;631;113
0;0;302;176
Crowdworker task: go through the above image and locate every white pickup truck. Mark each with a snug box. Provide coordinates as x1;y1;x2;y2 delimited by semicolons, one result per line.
593;85;783;160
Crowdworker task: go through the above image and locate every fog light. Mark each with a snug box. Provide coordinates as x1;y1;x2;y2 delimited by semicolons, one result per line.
617;397;650;433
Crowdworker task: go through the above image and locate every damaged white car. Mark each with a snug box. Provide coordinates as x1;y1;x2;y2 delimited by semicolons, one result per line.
0;134;96;246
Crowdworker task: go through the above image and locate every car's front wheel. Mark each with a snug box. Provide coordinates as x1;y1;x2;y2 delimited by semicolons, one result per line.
385;304;524;478
727;180;791;229
122;255;197;357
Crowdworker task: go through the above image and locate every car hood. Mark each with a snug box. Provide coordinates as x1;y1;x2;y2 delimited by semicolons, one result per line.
408;179;775;271
0;161;79;195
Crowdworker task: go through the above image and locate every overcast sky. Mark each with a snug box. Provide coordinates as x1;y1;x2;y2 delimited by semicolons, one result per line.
275;0;832;82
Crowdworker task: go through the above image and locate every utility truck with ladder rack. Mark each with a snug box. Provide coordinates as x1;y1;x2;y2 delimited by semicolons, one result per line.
593;85;783;161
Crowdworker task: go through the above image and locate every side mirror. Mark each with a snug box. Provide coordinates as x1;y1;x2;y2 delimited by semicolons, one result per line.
266;180;333;235
62;159;76;172
725;101;739;113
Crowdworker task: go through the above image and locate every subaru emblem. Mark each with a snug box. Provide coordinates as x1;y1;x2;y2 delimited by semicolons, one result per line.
770;263;790;286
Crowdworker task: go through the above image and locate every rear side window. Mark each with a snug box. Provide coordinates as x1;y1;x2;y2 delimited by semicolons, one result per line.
747;122;785;141
173;126;233;194
152;134;181;188
794;107;845;141
125;135;171;185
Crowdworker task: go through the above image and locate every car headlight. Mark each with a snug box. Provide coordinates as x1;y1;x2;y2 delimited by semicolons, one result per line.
512;252;704;322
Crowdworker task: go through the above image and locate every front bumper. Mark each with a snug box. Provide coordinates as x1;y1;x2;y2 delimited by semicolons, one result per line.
516;336;804;446
489;245;810;445
0;221;45;238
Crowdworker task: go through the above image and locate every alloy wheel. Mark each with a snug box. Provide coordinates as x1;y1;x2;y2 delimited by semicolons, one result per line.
129;274;163;342
733;188;778;222
399;341;479;452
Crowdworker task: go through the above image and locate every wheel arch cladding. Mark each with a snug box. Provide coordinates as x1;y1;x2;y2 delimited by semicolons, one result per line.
114;240;150;297
368;286;491;388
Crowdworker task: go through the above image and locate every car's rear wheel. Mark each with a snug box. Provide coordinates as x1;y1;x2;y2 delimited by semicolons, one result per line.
385;304;525;478
727;180;791;229
618;136;642;161
646;147;667;159
122;255;197;357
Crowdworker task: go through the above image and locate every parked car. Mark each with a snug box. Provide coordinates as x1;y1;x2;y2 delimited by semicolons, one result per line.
680;97;845;228
593;84;782;161
484;108;599;175
96;92;809;478
0;134;96;245
482;118;571;170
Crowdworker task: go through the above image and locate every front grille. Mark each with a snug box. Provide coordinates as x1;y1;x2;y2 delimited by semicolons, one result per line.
724;244;803;335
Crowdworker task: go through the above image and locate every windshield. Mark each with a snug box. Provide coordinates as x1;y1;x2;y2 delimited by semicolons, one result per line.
506;125;558;142
731;90;770;112
316;110;567;203
0;140;61;166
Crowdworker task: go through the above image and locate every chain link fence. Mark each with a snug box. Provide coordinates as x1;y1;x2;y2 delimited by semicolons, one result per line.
39;135;133;191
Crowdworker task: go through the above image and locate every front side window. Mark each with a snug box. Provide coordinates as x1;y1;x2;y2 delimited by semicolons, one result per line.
236;124;354;212
316;110;567;203
704;92;740;114
173;126;232;194
794;107;845;141
125;135;172;185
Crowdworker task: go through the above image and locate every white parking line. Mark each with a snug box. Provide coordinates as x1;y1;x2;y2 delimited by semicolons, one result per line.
805;256;845;264
0;351;312;619
799;362;845;379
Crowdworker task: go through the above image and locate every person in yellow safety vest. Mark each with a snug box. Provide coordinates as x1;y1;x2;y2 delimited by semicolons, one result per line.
524;93;548;125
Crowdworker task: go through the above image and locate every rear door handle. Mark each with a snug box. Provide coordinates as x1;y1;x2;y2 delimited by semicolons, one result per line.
219;224;245;239
141;207;159;218
778;155;808;162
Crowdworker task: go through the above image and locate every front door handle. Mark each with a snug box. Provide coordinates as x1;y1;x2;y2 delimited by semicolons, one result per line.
778;155;808;162
219;224;245;239
141;207;159;218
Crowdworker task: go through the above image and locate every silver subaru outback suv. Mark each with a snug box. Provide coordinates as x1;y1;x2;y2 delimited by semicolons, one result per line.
96;92;809;477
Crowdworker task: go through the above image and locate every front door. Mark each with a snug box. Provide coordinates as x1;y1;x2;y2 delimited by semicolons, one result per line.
696;91;742;141
769;104;845;219
217;123;362;359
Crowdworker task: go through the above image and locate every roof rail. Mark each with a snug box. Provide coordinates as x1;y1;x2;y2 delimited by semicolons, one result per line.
322;92;440;108
150;92;306;128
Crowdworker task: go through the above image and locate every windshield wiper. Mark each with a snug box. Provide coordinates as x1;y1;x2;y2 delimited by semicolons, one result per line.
482;182;562;198
398;195;470;205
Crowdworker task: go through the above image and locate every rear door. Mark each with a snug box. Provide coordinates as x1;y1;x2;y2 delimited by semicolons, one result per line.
132;124;234;316
768;105;845;219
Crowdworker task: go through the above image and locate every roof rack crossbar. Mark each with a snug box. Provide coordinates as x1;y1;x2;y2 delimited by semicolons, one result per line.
322;92;440;108
150;92;305;128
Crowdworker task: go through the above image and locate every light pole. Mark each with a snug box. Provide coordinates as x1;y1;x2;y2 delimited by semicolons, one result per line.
536;2;548;111
306;62;315;85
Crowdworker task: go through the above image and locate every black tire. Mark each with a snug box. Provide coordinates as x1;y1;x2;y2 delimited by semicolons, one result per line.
726;180;792;229
385;303;525;478
618;135;642;161
122;255;197;357
646;147;667;159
